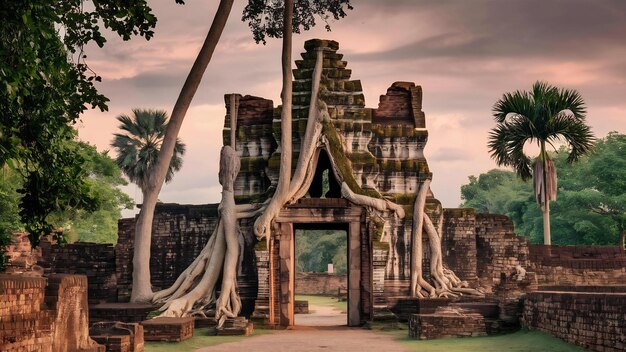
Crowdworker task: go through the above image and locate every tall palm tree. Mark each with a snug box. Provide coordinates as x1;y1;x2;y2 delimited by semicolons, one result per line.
488;81;594;245
111;109;185;191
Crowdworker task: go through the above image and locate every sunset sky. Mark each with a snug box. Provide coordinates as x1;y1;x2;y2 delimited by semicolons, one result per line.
77;0;626;215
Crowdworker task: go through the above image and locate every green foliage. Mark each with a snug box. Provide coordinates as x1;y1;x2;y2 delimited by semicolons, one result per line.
0;1;161;246
48;142;134;243
0;142;133;246
461;133;626;245
111;109;186;191
242;0;353;44
295;229;347;275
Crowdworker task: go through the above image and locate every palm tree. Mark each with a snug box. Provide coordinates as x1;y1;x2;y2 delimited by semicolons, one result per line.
488;81;594;245
111;109;185;190
111;109;186;302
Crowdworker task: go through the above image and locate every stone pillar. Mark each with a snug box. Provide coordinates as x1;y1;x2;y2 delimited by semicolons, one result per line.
278;222;294;326
348;221;361;326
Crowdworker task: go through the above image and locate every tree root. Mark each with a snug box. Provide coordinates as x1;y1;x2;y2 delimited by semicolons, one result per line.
152;146;255;326
411;181;483;299
253;47;327;240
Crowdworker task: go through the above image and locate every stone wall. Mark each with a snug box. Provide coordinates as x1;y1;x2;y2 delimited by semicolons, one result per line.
3;233;41;274
475;214;529;285
115;203;258;316
0;274;103;352
0;276;52;351
523;290;626;352
39;241;116;304
528;244;626;285
116;203;220;301
442;208;478;283
295;272;347;295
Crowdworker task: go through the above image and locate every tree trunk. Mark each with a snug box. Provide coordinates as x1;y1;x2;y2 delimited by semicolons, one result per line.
620;230;625;250
253;0;294;239
130;0;234;302
130;188;158;302
542;142;551;245
543;199;551;245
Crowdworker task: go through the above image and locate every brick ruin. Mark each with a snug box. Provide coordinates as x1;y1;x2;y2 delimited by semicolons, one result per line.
2;39;625;351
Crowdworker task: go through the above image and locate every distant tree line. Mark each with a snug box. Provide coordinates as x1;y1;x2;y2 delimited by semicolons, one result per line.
462;132;626;246
0;141;133;266
295;229;347;275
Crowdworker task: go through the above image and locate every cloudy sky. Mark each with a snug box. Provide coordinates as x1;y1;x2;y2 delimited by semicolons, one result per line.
77;0;626;214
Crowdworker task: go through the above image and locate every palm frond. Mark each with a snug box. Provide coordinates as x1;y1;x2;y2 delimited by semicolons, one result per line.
488;118;534;180
547;112;595;163
111;109;185;189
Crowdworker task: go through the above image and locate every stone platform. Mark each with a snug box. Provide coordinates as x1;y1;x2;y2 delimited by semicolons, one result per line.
216;317;254;336
408;306;487;340
90;303;156;324
294;300;309;314
390;298;451;322
89;322;144;352
141;317;194;342
90;335;131;352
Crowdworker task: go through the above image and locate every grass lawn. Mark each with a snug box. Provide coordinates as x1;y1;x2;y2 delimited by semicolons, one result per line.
295;294;347;313
380;328;586;352
144;327;273;352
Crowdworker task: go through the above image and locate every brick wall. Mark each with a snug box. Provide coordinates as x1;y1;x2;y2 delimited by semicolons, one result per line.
475;214;529;285
0;274;103;352
39;241;116;304
0;275;52;351
115;203;258;316
4;233;41;274
442;208;478;283
295;272;347;295
116;203;220;301
523;290;626;352
528;245;626;285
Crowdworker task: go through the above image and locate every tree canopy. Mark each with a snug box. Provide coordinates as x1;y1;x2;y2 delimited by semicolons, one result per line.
462;132;625;245
111;109;186;191
0;1;160;245
295;229;347;275
0;141;134;268
488;81;595;245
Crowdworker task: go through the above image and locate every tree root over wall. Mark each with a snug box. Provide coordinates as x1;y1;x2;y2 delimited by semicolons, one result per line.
410;179;483;298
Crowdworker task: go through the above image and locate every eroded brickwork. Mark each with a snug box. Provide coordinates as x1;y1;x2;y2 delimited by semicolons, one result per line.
442;208;478;283
39;241;116;304
475;214;529;285
528;245;626;285
523;290;626;352
295;272;346;295
0;274;103;352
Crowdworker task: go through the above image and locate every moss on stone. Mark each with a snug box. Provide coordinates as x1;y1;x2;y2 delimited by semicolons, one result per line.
372;217;386;242
254;240;267;251
373;240;389;251
322;118;382;199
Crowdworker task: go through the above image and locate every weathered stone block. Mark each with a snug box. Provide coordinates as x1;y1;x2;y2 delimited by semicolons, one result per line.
141;317;194;342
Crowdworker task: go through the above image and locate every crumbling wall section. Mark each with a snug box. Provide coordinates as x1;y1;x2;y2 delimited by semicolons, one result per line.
115;203;258;315
475;214;529;285
523;290;626;352
0;274;103;352
0;276;52;352
442;208;478;283
528;245;626;285
39;241;116;304
116;203;219;301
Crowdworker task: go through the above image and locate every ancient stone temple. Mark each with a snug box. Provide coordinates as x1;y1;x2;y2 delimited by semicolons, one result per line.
222;39;444;326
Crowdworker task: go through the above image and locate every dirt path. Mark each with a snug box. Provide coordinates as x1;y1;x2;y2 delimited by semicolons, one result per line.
194;327;408;352
295;301;346;326
195;301;407;352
